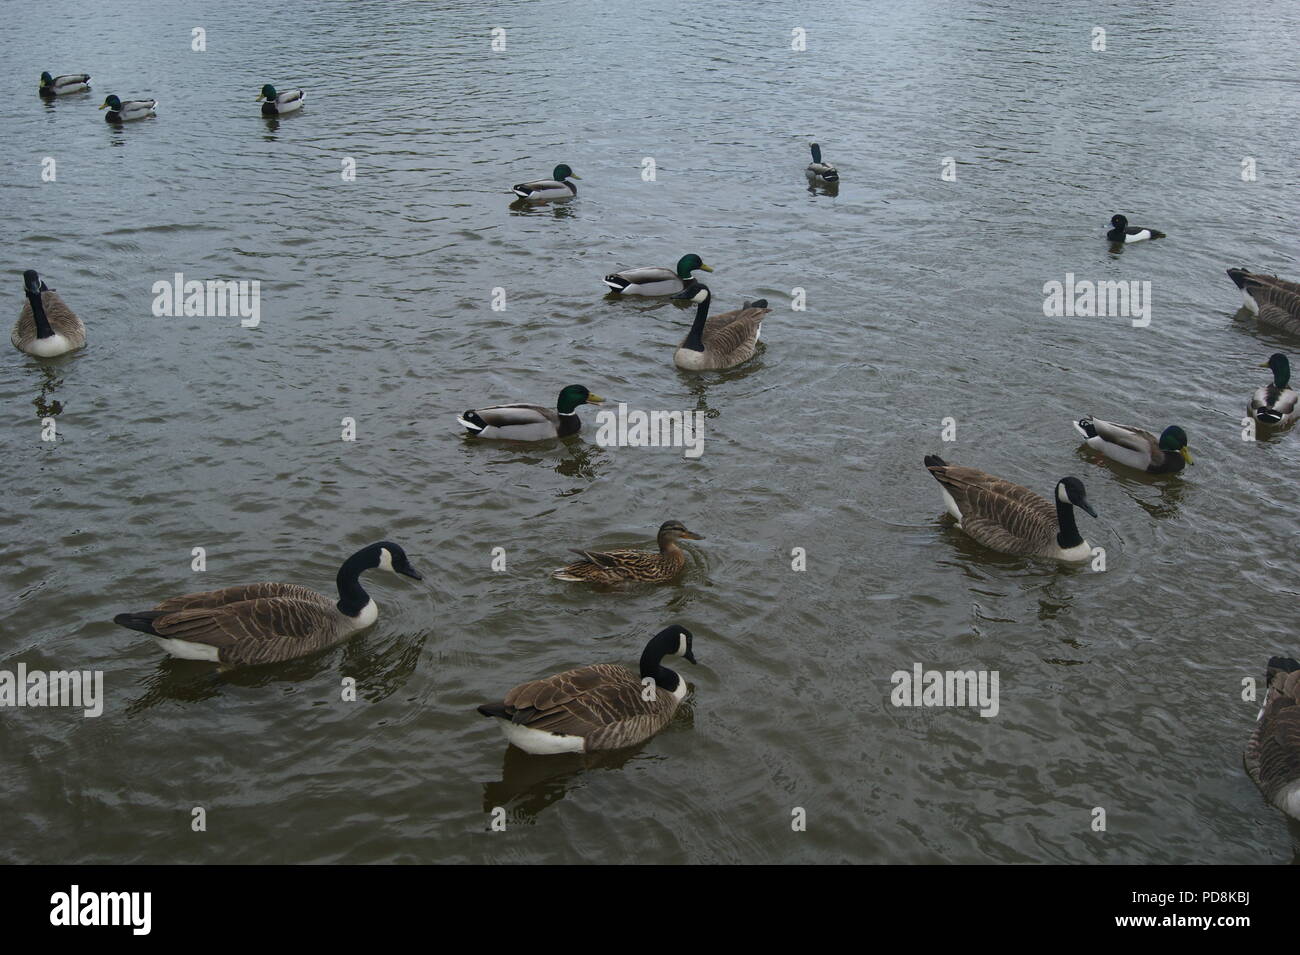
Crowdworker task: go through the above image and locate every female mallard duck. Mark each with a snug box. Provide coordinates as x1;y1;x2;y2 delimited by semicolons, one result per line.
552;520;703;585
602;254;713;296
477;625;697;754
12;270;85;357
1073;417;1192;474
1245;656;1300;822
1106;214;1165;244
924;455;1098;561
1227;268;1300;334
669;283;769;371
99;94;156;122
112;542;422;667
1249;353;1300;427
39;72;90;96
457;384;604;441
511;164;579;201
257;84;304;115
806;142;838;182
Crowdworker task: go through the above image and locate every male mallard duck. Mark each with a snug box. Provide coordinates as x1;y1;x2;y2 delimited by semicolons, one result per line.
1245;656;1300;822
457;384;603;441
112;542;422;667
511;164;579;200
602;254;713;296
477;625;697;754
12;270;85;357
552;520;703;585
1227;268;1300;335
1073;417;1192;474
1106;214;1165;244
669;283;769;371
99;94;156;122
806;142;838;182
1249;353;1300;427
39;72;90;96
924;455;1098;561
257;84;304;115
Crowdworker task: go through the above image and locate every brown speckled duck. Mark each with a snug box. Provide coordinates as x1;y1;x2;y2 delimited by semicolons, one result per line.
551;520;703;585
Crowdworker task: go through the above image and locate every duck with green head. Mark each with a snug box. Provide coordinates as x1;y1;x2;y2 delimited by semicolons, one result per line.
39;71;91;96
1249;353;1300;427
1074;416;1191;474
511;164;579;201
457;384;604;440
603;253;713;296
257;83;305;115
99;94;157;122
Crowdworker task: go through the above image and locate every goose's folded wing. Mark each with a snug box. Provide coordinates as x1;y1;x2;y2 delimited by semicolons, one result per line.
1257;302;1300;332
701;307;768;351
470;404;556;429
503;664;641;733
1089;418;1159;456
154;583;321;613
150;594;336;652
931;466;1056;547
1252;672;1300;801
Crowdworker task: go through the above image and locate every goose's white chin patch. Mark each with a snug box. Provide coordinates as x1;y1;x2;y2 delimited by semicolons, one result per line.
153;637;221;662
378;548;393;572
498;721;586;755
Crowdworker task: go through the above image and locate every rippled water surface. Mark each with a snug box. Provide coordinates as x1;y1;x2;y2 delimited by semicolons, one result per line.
4;0;1300;863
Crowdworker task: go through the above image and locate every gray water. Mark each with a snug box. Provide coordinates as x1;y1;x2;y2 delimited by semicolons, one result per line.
3;0;1299;864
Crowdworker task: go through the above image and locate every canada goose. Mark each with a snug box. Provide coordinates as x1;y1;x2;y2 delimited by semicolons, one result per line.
458;384;604;441
477;625;697;754
11;270;85;358
552;520;703;585
669;283;769;371
1074;417;1192;474
112;542;422;667
511;164;579;201
602;254;713;296
1249;354;1300;427
39;72;90;96
1244;656;1300;822
1227;268;1300;334
1106;214;1165;244
257;84;304;115
923;455;1098;561
806;142;838;182
99;94;156;122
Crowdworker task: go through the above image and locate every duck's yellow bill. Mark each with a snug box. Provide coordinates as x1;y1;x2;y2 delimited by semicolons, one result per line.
256;94;265;101
97;103;107;109
586;393;604;403
700;264;714;272
1180;447;1194;464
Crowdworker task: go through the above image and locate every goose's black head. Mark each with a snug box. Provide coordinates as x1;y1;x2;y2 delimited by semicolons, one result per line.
671;282;711;305
368;541;422;579
1055;477;1097;518
1265;353;1291;388
651;624;697;665
22;270;42;296
556;384;604;414
674;254;713;279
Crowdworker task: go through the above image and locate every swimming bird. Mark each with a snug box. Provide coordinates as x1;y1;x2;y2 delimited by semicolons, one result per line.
511;164;579;201
1249;354;1300;428
112;542;422;667
1245;656;1300;822
99;94;156;122
257;84;304;115
1106;214;1165;244
669;283;769;371
923;455;1098;561
1073;417;1192;474
11;270;85;357
458;384;603;440
806;142;838;182
1227;268;1300;335
477;625;697;754
552;520;703;585
39;72;90;96
602;254;713;296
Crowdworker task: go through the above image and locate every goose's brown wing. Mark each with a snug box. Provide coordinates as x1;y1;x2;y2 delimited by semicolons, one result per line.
1246;665;1300;806
149;592;340;665
1257;302;1300;335
154;583;321;613
12;292;85;349
699;306;768;364
928;463;1057;554
501;663;677;749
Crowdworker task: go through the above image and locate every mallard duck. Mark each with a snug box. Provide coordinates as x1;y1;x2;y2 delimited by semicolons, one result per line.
602;254;713;296
806;142;838;182
99;94;156;122
511;164;579;201
552;520;703;584
113;542;422;667
457;384;603;440
1244;656;1300;822
669;283;769;371
1249;353;1300;427
11;270;85;357
1227;268;1300;334
257;84;304;115
39;72;90;96
477;625;697;754
1106;214;1165;243
1073;417;1192;474
924;455;1098;561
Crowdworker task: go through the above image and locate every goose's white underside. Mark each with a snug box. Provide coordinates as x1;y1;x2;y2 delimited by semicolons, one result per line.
497;721;587;754
1241;290;1260;315
152;637;221;662
1277;779;1300;821
674;348;709;371
22;334;76;357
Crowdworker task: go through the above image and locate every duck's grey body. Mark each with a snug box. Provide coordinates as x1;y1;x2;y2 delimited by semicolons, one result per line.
1245;657;1300;821
1250;383;1300;427
1073;416;1188;474
459;404;578;441
40;73;91;96
603;266;684;296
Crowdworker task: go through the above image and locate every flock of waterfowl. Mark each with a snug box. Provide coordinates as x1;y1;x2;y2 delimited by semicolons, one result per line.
18;71;1300;824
